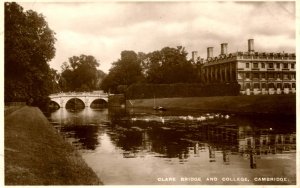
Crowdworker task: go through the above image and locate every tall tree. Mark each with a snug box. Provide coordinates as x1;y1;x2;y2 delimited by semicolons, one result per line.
143;46;197;84
49;68;61;93
5;2;56;106
95;70;107;89
60;55;100;91
101;51;144;93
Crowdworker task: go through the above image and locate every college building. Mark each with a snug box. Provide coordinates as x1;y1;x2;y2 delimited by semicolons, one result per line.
195;39;296;95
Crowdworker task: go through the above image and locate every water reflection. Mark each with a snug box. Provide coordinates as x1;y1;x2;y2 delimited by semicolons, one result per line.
108;118;296;162
50;108;109;150
61;125;100;150
49;108;296;185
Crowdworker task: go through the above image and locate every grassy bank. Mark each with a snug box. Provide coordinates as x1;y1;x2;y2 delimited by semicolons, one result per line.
5;106;102;185
128;95;296;116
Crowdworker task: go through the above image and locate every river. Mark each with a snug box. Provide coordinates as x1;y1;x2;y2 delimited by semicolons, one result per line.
48;107;296;185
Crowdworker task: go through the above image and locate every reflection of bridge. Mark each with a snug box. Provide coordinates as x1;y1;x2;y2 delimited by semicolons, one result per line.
49;91;108;108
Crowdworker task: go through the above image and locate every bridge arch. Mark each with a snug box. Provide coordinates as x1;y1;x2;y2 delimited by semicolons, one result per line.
90;98;108;108
65;98;85;109
49;100;60;109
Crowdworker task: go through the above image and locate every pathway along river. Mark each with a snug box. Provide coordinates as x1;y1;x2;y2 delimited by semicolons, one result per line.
48;107;296;185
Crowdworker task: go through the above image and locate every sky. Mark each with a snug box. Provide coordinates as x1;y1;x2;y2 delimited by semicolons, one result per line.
18;1;296;73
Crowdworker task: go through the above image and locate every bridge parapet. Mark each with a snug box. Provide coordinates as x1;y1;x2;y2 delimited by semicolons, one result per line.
49;92;108;97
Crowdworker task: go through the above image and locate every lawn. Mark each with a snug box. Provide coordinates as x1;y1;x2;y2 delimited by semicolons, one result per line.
128;95;296;116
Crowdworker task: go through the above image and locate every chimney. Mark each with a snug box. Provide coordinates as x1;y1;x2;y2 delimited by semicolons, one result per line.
248;39;254;52
221;43;228;55
207;47;213;59
192;51;198;62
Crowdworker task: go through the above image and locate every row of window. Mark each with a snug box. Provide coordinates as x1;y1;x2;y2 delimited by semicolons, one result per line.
246;137;295;146
243;82;296;89
245;62;295;69
243;72;295;79
240;56;296;61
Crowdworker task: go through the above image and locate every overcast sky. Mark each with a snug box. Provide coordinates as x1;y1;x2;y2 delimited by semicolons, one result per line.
19;1;295;73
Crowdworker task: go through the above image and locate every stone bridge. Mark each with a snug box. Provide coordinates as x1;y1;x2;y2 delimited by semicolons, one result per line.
49;91;108;108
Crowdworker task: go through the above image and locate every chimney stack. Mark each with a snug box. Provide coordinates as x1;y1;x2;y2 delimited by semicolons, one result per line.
207;47;213;59
248;39;254;52
221;43;228;55
192;51;198;62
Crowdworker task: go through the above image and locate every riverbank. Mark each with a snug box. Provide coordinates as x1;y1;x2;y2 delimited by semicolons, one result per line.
5;106;102;185
128;95;296;116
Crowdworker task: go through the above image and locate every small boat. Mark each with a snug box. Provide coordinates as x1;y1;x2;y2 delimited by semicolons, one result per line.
153;95;166;111
153;106;166;111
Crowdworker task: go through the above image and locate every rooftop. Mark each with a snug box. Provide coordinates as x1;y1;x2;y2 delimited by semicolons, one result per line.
204;51;296;64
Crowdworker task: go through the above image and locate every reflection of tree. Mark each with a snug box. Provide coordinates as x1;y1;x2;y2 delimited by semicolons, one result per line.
108;107;128;124
107;114;296;162
117;130;143;151
149;128;189;158
61;126;100;150
232;115;295;134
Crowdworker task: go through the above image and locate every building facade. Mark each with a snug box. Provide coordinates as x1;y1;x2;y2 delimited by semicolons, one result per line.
200;39;296;95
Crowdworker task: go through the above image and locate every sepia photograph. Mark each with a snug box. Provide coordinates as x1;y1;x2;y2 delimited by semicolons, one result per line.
3;0;297;186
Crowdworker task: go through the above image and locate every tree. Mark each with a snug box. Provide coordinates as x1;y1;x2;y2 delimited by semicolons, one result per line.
49;68;61;93
95;70;107;89
5;2;56;108
143;46;197;84
60;55;100;92
101;51;144;93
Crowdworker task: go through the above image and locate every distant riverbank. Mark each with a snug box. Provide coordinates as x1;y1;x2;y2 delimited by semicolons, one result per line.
5;106;102;185
127;95;296;116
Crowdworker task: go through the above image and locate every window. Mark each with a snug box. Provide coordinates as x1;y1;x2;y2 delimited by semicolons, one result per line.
261;63;265;68
253;83;260;89
292;83;296;88
291;73;295;79
283;63;288;69
246;73;250;79
277;73;281;79
268;63;274;69
276;63;280;69
291;63;295;69
255;138;260;145
263;139;267;145
261;83;266;88
246;83;251;89
268;73;274;78
253;63;258;68
284;83;290;89
261;73;266;79
268;83;275;88
285;136;290;144
253;73;259;79
247;139;251;146
277;83;282;89
246;63;249;68
283;74;289;79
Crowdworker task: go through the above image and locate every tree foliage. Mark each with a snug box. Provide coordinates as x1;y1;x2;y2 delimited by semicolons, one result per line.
5;2;56;107
101;51;144;93
143;46;197;84
101;47;201;93
60;55;100;91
